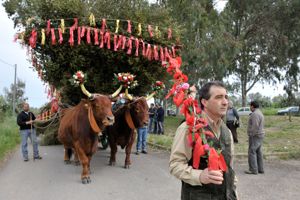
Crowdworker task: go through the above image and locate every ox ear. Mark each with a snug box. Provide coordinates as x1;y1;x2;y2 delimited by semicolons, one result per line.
110;85;123;98
80;84;94;100
146;92;156;101
125;88;133;101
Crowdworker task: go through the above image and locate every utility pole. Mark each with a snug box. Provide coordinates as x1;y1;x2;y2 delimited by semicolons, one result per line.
12;64;17;115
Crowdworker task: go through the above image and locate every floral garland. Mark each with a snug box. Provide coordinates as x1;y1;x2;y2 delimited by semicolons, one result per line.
70;71;86;86
114;72;138;89
165;57;227;172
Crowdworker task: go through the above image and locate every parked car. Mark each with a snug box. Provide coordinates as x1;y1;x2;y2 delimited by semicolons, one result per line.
277;106;299;115
167;109;176;116
236;107;252;116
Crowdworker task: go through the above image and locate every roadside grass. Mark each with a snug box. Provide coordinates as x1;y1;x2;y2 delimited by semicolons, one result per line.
149;114;300;159
0;116;20;161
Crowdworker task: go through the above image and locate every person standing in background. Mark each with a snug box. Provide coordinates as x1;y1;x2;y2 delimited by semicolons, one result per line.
226;101;240;143
17;102;42;161
156;103;165;134
148;103;156;133
245;100;265;175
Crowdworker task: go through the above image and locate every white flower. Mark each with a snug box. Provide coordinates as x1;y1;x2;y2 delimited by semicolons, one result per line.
81;74;84;78
123;76;127;80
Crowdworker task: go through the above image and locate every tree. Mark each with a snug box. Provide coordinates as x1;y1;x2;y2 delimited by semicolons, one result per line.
3;78;28;113
221;0;293;106
3;0;180;104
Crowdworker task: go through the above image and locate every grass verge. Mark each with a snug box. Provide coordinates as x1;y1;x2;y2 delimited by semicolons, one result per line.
0;116;20;161
149;115;300;159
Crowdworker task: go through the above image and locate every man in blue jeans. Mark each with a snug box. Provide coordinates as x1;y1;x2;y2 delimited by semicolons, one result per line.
17;103;42;161
136;125;148;154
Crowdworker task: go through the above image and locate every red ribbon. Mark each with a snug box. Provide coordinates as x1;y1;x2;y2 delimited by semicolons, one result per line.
114;34;118;51
86;27;91;44
192;134;206;169
127;20;132;33
104;32;111;49
29;29;37;48
69;27;74;46
172;46;176;57
164;47;171;61
141;40;146;56
73;18;78;29
94;28;99;45
51;28;56;45
46;20;51;35
58;28;63;44
145;44;152;60
81;26;86;37
135;38;139;56
127;37;133;55
153;45;159;60
160;47;165;61
208;148;227;172
77;27;81;45
100;31;104;48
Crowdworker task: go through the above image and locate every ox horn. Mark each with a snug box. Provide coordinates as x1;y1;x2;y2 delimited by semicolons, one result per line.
146;92;156;101
111;85;123;98
125;88;133;101
80;84;94;99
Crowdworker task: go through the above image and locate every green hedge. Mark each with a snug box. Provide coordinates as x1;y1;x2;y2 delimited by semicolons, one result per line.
0;116;20;161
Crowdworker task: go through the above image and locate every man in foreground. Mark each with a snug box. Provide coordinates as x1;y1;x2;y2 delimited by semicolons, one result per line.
169;81;238;200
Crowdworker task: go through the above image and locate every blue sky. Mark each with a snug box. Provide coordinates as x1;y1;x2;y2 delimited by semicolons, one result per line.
0;4;48;108
0;1;284;108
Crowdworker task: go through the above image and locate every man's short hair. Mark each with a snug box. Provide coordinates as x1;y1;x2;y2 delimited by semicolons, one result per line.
250;101;259;108
198;81;226;109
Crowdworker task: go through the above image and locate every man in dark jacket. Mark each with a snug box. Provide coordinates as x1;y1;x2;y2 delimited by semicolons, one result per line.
17;103;42;161
156;103;165;134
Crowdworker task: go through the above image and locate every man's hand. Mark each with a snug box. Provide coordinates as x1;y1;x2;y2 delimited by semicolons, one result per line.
200;168;224;185
26;120;34;125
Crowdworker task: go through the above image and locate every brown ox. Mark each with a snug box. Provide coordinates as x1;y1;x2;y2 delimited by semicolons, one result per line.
58;94;114;184
105;97;149;168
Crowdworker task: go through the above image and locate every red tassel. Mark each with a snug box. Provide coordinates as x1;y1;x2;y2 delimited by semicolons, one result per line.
114;34;118;51
77;27;81;45
164;47;171;60
58;28;63;44
116;35;123;50
51;28;56;45
73;18;78;29
100;31;104;48
141;40;146;56
168;28;172;39
127;37;133;54
86;27;91;44
29;29;37;48
104;31;111;49
160;47;165;61
46;20;51;35
81;26;86;37
193;136;205;169
121;36;126;49
172;46;176;57
148;25;153;37
135;38;139;56
127;20;132;33
101;19;107;32
94;28;99;45
69;27;74;46
145;44;151;58
153;45;159;60
208;148;219;171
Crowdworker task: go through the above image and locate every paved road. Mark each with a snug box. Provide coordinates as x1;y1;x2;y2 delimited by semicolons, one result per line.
0;145;299;200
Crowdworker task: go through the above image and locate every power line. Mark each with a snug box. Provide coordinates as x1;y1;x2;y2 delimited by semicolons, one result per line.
0;57;14;67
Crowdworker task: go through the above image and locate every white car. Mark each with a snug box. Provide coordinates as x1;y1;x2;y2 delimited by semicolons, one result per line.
236;107;252;116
